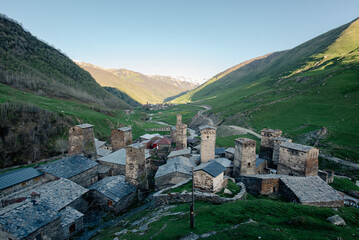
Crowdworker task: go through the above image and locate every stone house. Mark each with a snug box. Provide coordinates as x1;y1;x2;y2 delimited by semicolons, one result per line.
0;201;63;240
200;126;216;163
272;137;292;167
255;156;267;174
89;176;136;213
152;137;172;151
258;128;282;165
97;148;127;176
194;161;226;193
225;147;235;160
111;127;133;151
38;155;99;188
0;167;50;199
237;174;283;195
125;143;148;191
155;156;196;190
167;148;191;159
233;138;257;176
277;142;318;176
209;158;233;176
95;138;111;158
68;124;96;158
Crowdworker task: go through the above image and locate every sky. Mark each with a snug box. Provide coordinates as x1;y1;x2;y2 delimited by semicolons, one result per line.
1;0;358;82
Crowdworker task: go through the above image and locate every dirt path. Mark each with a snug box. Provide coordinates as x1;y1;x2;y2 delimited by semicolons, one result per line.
320;154;359;170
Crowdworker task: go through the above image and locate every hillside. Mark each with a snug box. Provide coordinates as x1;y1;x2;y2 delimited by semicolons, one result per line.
0;14;129;109
172;18;359;161
76;61;198;104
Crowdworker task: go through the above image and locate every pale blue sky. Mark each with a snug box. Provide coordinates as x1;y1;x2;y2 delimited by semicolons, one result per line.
1;0;358;81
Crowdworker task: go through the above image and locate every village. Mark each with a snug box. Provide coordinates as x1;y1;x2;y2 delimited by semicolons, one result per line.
0;114;354;240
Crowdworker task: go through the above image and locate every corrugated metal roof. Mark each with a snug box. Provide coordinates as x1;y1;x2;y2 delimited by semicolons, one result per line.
0;167;43;190
194;161;226;177
38;155;98;179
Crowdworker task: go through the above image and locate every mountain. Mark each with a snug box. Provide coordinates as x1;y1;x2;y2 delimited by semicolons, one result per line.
172;18;359;161
75;61;198;104
0;14;129;109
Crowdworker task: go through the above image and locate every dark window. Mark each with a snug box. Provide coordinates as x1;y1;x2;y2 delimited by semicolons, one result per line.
207;136;209;138
248;163;251;167
69;223;76;233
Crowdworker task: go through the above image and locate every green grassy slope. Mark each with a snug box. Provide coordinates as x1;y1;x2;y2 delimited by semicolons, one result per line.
0;14;129;109
172;18;359;161
76;61;198;104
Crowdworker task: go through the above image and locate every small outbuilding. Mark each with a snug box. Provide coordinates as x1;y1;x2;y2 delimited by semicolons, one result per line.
152;137;172;150
194;161;226;193
209;158;233;176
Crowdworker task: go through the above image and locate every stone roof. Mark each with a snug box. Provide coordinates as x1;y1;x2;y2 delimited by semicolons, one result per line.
241;174;286;179
194;161;226;177
59;206;84;228
0;201;60;239
38;155;98;179
280;176;343;204
256;157;266;167
98;148;150;165
97;148;112;157
199;125;216;130
89;176;136;202
167;156;196;169
95;138;106;149
225;147;235;154
0;167;43;190
210;158;233;168
274;137;291;141
215;148;226;155
280;142;313;152
155;161;192;179
118;126;131;131
167;148;191;158
140;133;161;140
76;123;93;129
97;164;111;174
127;142;145;149
3;178;89;211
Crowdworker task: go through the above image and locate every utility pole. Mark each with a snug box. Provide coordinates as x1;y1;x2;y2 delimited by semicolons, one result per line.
190;167;195;228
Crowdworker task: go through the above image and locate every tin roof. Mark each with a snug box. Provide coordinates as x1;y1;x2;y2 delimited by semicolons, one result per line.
38;155;98;179
89;176;136;202
0;167;43;190
194;161;226;177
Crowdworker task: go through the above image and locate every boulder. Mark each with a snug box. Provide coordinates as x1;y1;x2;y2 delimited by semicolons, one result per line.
327;215;346;226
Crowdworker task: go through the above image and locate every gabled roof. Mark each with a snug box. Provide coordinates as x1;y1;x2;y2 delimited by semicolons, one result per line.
38;155;98;179
256;157;266;167
89;176;136;202
97;148;112;157
0;201;60;239
95;138;106;149
210;158;233;168
167;156;196;169
154;137;172;145
2;178;89;211
59;206;84;228
194;161;226;177
0;167;43;190
98;148;126;165
215;148;226;155
140;133;161;140
280;142;313;152
225;147;235;154
167;148;191;158
155;162;192;179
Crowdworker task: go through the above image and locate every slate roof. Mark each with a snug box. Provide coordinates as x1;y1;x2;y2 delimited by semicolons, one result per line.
215;148;226;155
256;157;266;167
274;137;291;142
98;148;126;165
199;125;216;130
2;178;89;211
280;176;343;204
140;133;161;140
225;147;235;154
167;148;191;158
280;142;313;152
118;126;132;131
127;142;145;149
167;156;196;169
59;206;84;227
210;158;233;168
89;176;136;202
0;201;60;239
95;138;106;149
0;167;43;190
155;162;192;179
97;164;111;174
97;148;112;157
76;123;93;129
38;155;98;179
194;161;226;177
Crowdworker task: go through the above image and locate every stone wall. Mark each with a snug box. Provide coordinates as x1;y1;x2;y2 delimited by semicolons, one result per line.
97;161;125;176
233;138;256;176
194;170;213;192
89;190;136;214
69;194;90;214
200;127;216;163
26;217;64;240
277;147;318;176
155;172;191;190
258;129;282;163
153;179;246;206
69;166;99;188
125;144;148;191
111;128;133;151
272;137;292;167
177;114;182;124
68;125;96;158
62;214;84;239
176;124;187;149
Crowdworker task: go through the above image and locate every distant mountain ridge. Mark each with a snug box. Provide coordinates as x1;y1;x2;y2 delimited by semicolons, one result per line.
75;61;199;104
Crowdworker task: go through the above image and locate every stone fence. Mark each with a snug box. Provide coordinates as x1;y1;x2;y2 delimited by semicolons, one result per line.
153;179;246;206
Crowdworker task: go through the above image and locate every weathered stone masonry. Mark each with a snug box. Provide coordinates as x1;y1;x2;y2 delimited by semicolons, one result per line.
125;143;148;191
200;126;216;163
68;124;96;158
233;138;256;176
259;128;282;165
111;127;133;151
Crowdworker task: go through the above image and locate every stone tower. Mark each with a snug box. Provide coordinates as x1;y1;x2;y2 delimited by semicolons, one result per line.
272;137;292;168
200;126;216;163
175;114;187;149
233;138;256;176
68;124;96;158
111;126;133;151
125;143;148;190
258;128;282;165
